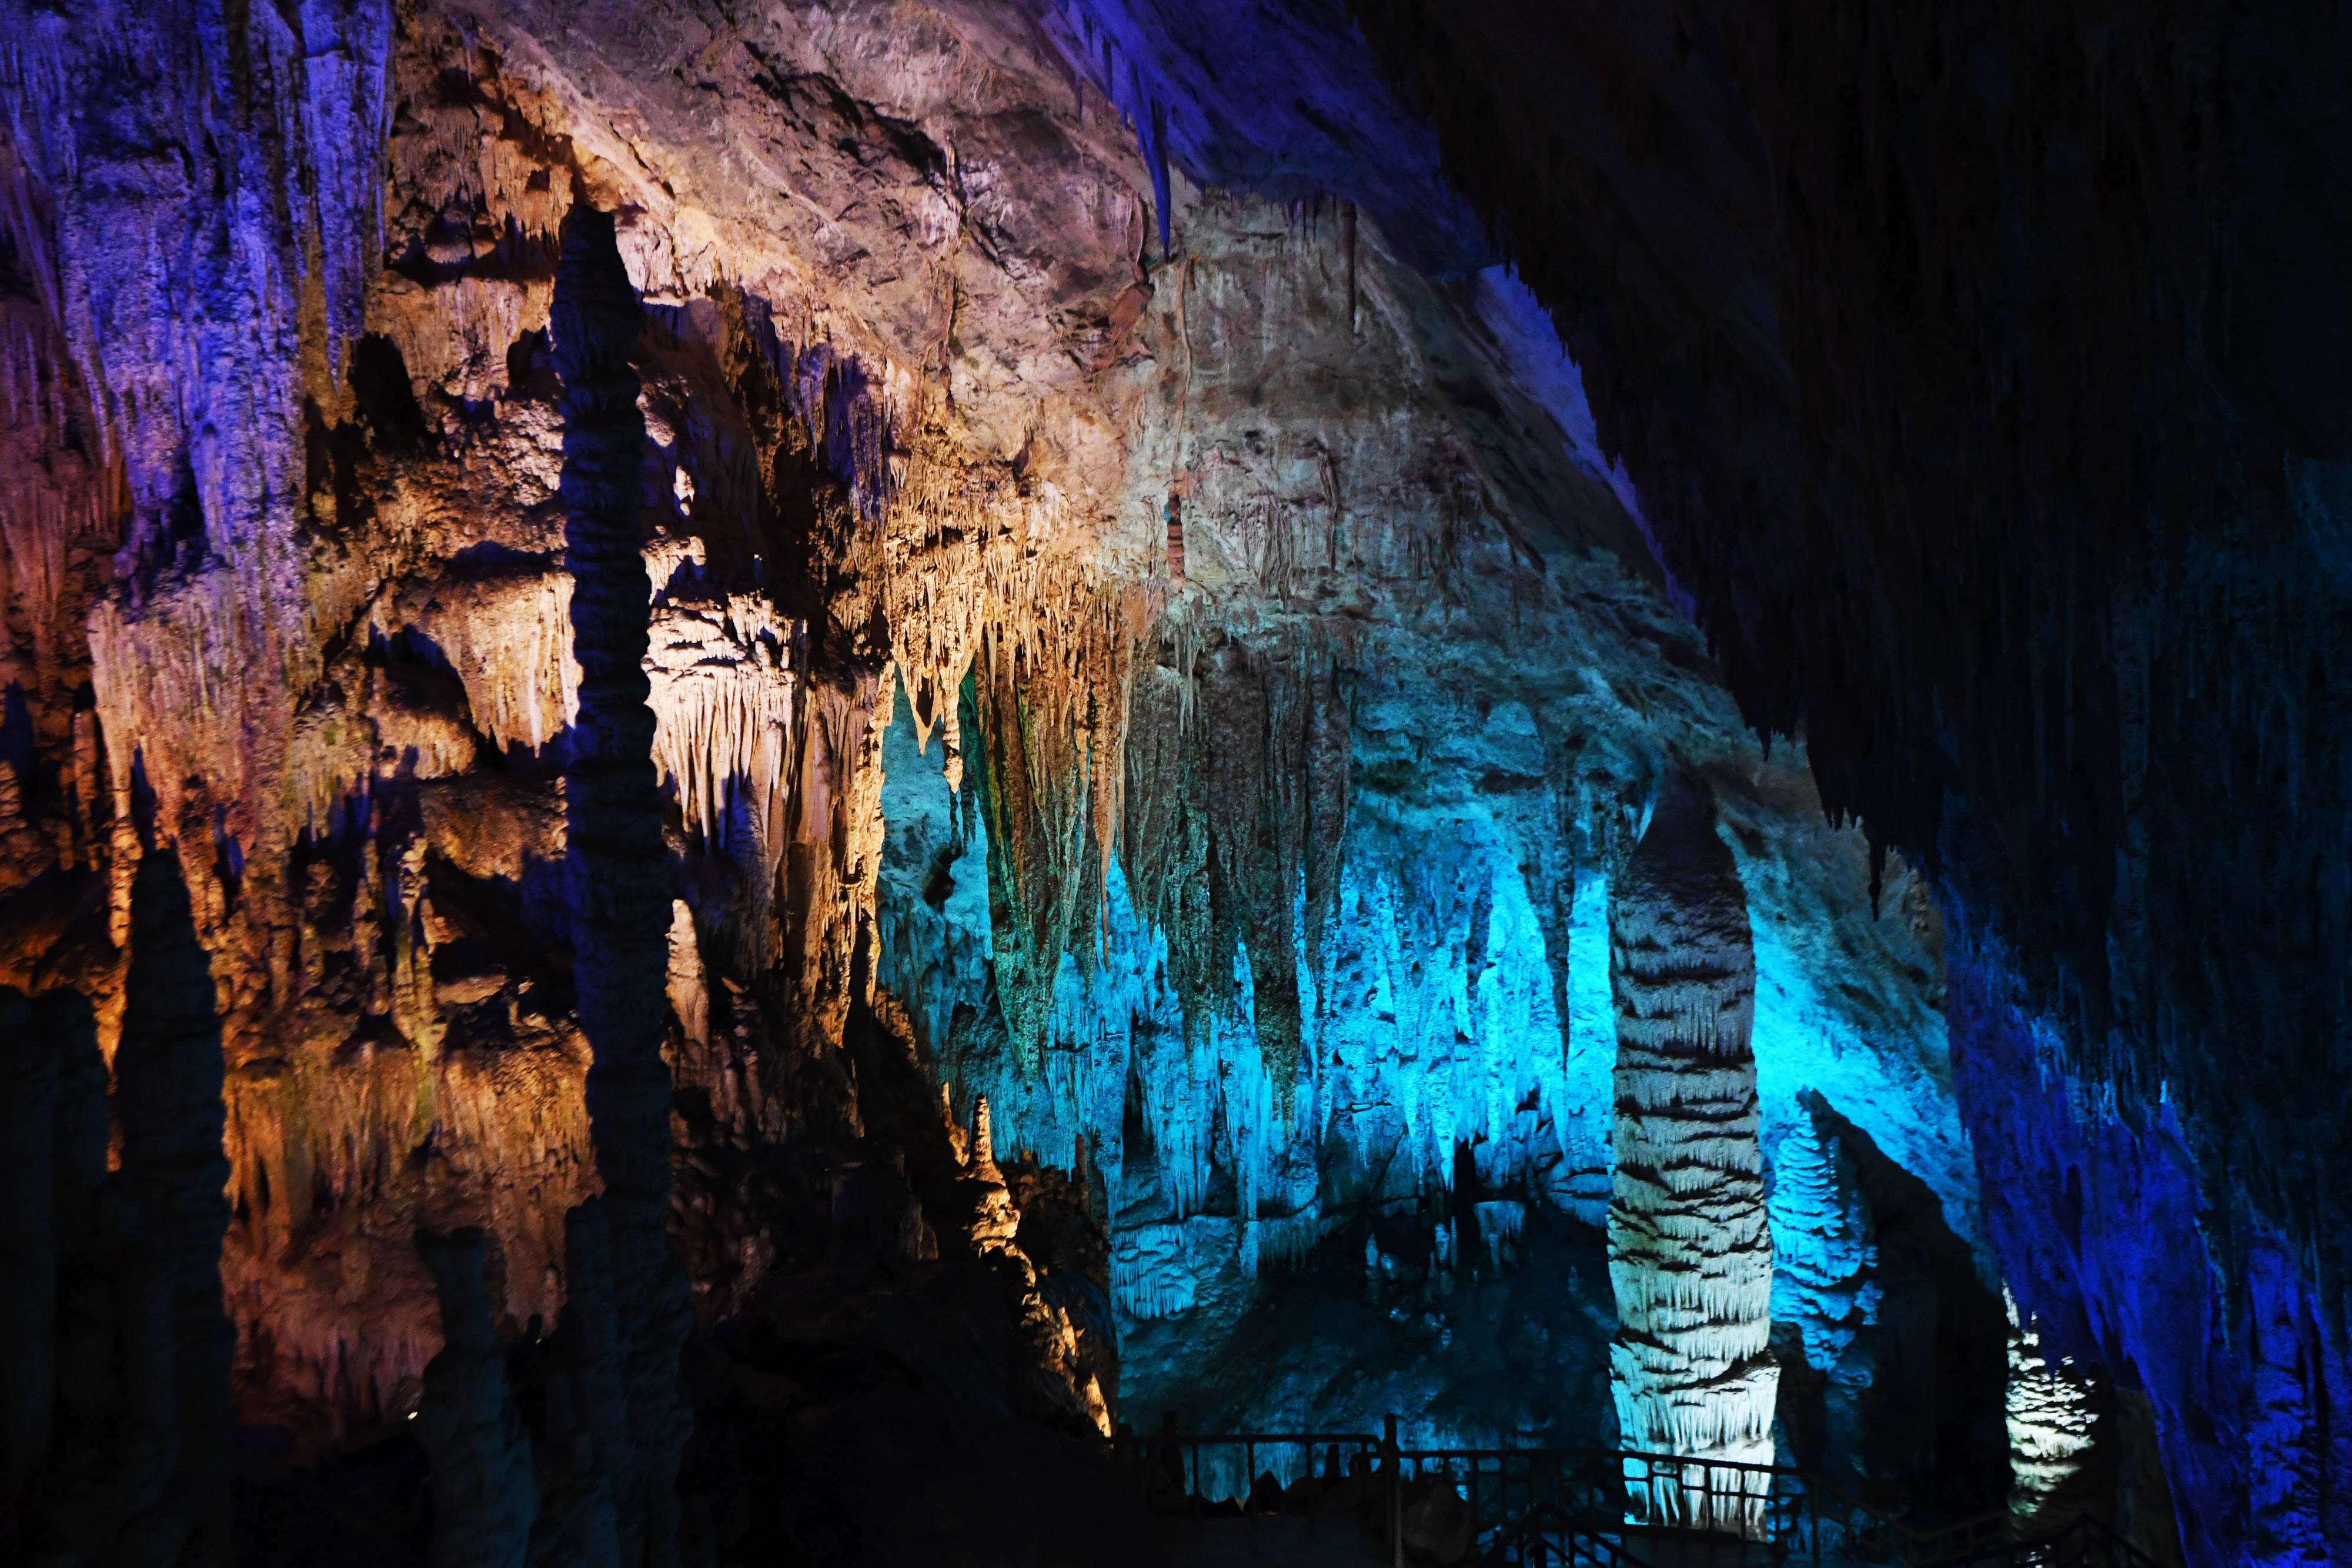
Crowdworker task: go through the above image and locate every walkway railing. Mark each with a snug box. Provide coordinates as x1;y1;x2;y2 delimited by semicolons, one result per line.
1110;1417;1812;1565
1107;1417;2164;1568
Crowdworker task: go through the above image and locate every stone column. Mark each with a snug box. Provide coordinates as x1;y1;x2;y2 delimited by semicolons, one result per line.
553;205;690;1568
1607;775;1776;1536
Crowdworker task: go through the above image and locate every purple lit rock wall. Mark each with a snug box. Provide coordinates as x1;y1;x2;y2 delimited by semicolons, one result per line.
1953;947;2352;1568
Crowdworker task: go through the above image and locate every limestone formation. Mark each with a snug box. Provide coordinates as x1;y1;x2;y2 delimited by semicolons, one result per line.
416;1229;540;1568
2004;1291;2103;1533
1606;777;1775;1533
552;202;693;1568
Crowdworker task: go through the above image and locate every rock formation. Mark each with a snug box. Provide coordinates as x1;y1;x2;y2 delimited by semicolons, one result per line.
1605;777;1775;1534
0;854;235;1564
2003;1292;2103;1534
1347;4;2352;1557
1766;1096;1879;1485
550;202;693;1568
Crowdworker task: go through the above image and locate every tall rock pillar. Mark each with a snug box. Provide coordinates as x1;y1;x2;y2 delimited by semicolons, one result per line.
1607;775;1776;1534
553;205;691;1568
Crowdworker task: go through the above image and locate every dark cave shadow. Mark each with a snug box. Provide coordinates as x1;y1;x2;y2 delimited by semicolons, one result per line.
1806;1092;2012;1530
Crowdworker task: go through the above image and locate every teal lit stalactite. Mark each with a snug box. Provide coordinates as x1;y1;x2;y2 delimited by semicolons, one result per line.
552;205;691;1568
1606;775;1776;1536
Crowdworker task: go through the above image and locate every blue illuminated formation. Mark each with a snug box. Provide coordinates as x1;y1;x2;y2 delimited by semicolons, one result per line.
1952;945;2352;1564
874;651;1976;1477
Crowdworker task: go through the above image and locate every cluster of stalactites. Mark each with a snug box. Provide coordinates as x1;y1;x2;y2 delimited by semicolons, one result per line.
961;581;1144;1068
646;591;801;974
894;666;1606;1315
1114;636;1351;1095
1606;775;1776;1536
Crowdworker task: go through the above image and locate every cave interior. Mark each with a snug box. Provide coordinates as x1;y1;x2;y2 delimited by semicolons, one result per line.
1;2;2347;1566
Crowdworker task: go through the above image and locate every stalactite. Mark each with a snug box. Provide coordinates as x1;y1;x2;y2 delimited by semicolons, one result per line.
1341;198;1358;333
396;570;579;757
964;584;1138;1068
550;205;690;1568
646;592;799;974
1606;776;1776;1536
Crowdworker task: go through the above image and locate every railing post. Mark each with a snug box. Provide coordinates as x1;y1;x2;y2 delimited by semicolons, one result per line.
1161;1410;1181;1507
1385;1413;1403;1568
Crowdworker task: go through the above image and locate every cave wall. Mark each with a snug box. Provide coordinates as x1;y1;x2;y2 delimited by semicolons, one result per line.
1325;3;2352;1560
865;189;1980;1491
1;0;1179;1452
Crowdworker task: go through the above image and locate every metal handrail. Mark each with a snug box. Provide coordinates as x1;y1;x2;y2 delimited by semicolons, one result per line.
1105;1421;2161;1568
1907;1513;2163;1568
1110;1423;1820;1566
1472;1494;2161;1568
1793;1470;2009;1563
1389;1445;1803;1550
1479;1501;1638;1567
1109;1423;1386;1514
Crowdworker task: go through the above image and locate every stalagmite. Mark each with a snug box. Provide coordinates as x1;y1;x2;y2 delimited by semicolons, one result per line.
2004;1292;2101;1531
416;1230;539;1568
1607;776;1776;1534
550;206;690;1568
106;850;239;1563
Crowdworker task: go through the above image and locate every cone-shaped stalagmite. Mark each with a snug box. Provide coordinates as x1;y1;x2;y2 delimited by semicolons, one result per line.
1608;775;1776;1534
1;984;184;1563
416;1229;540;1568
